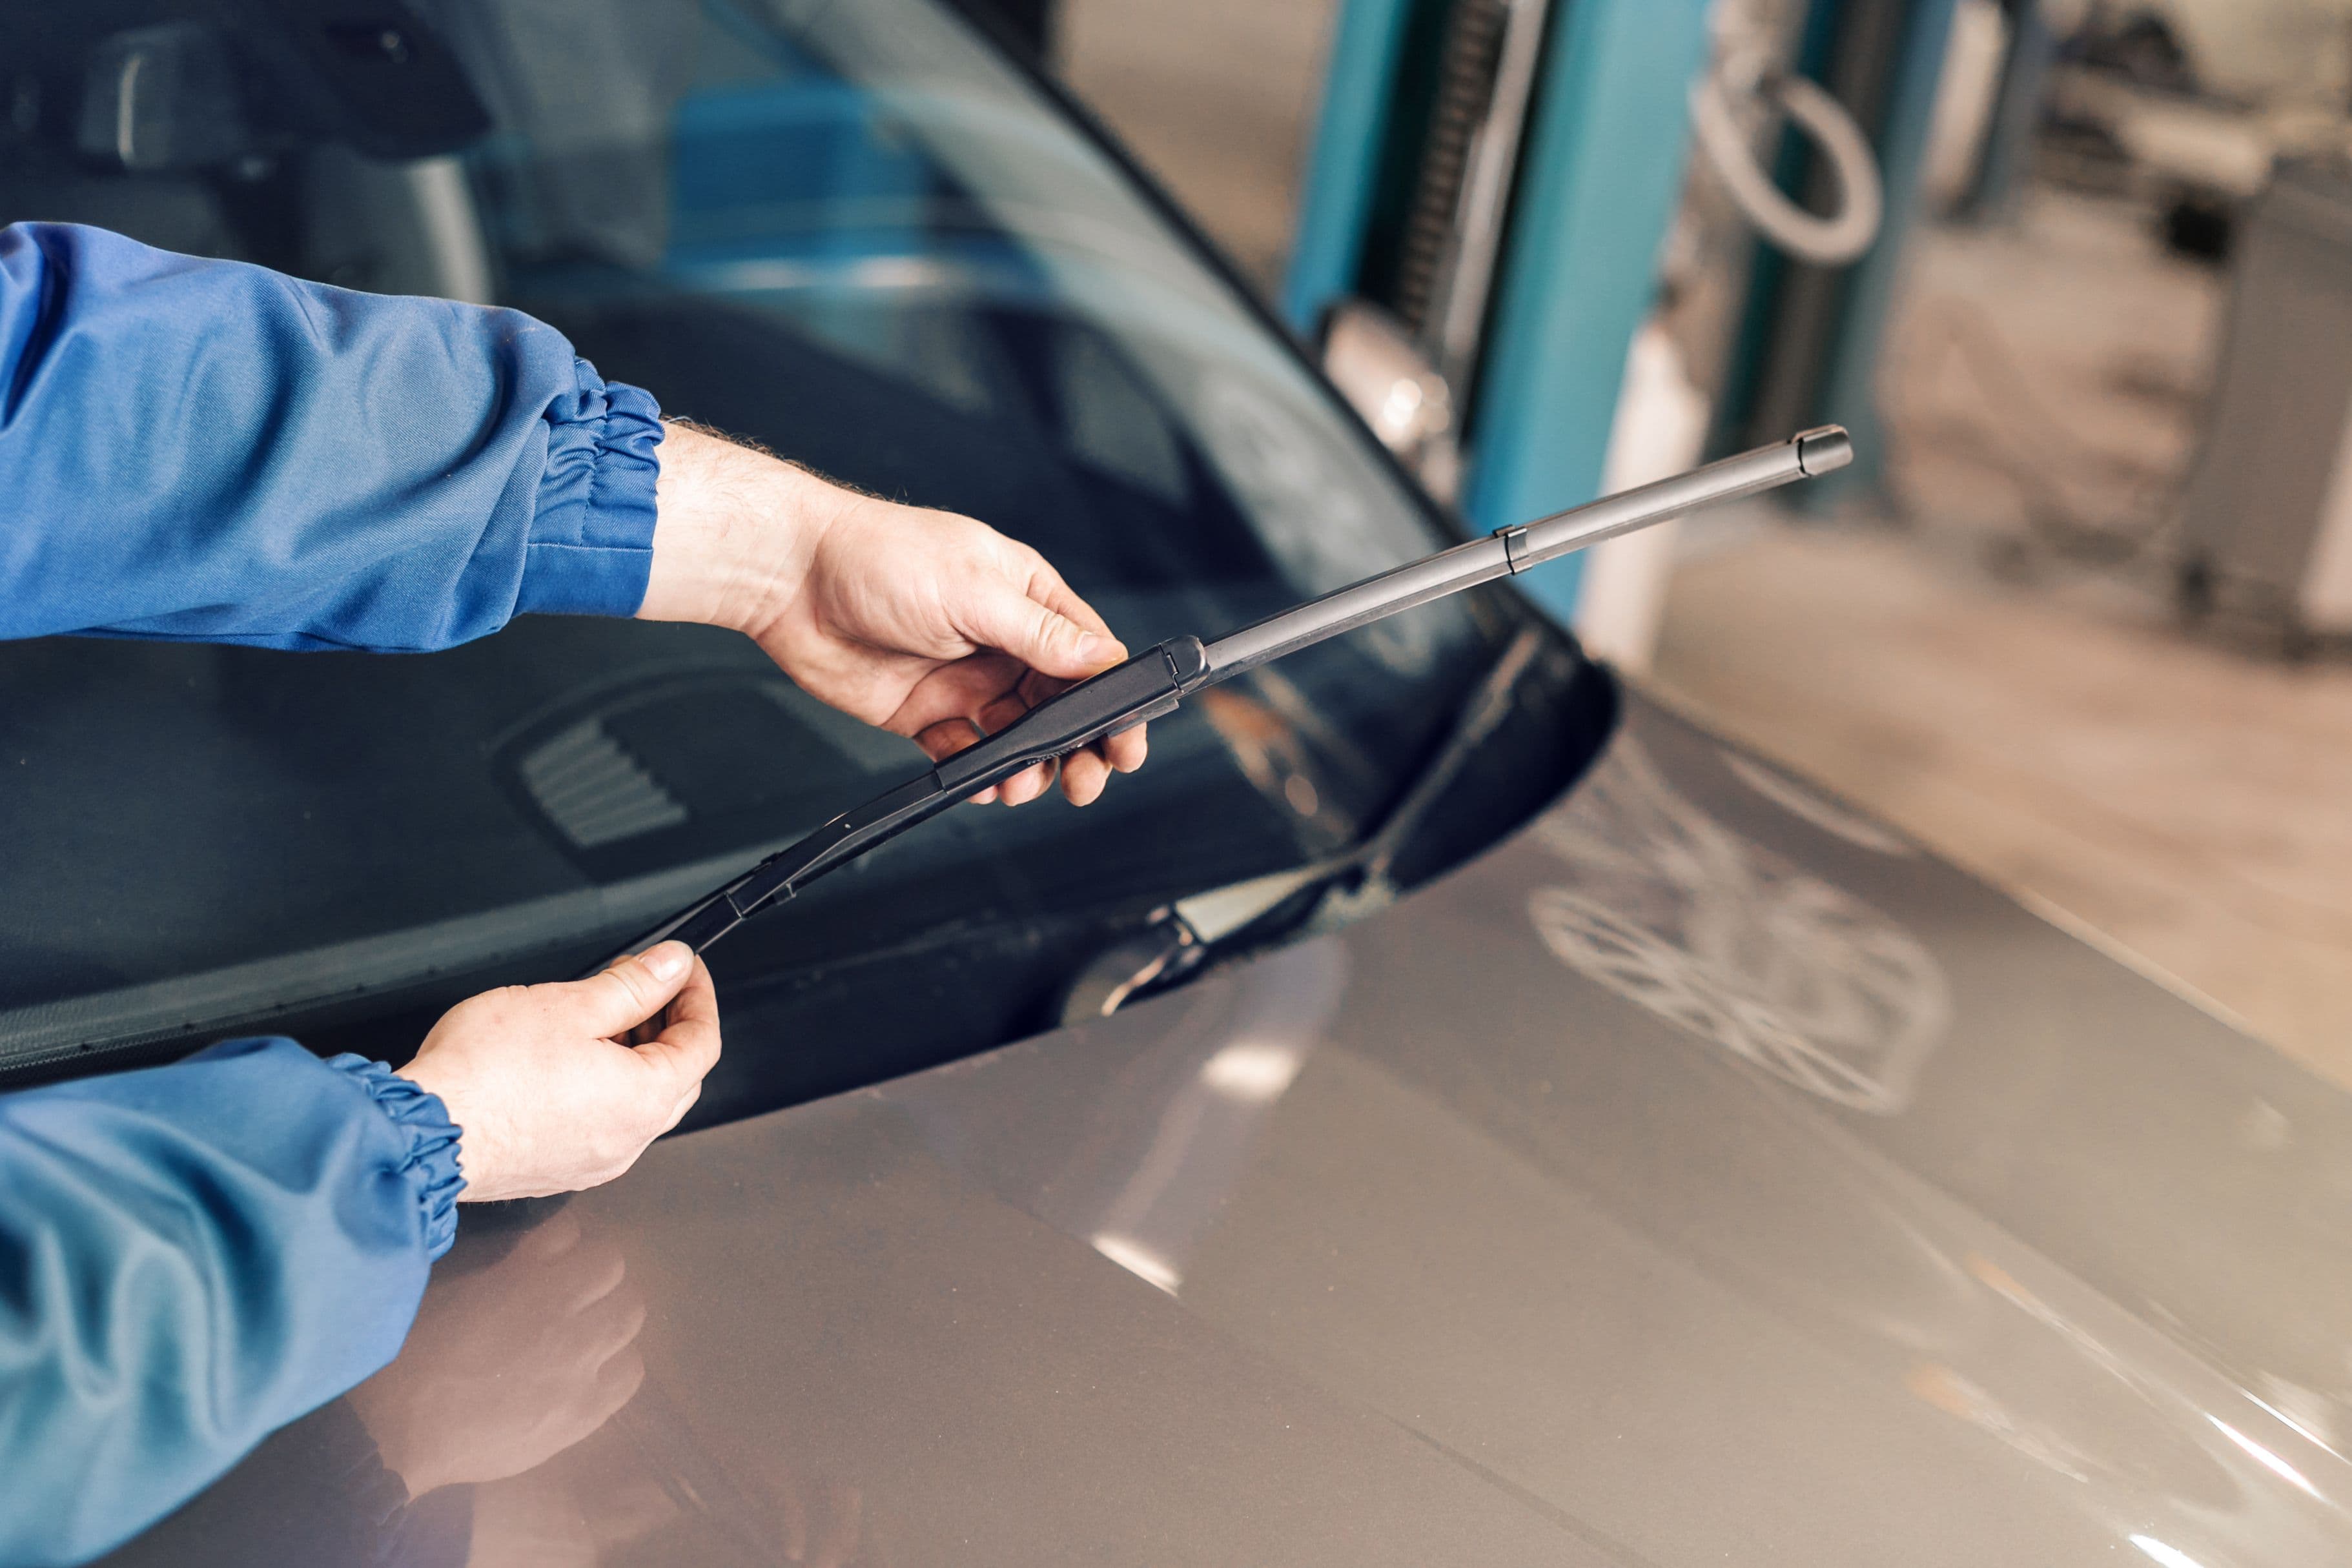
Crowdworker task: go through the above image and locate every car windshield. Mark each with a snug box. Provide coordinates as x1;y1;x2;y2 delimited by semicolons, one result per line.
0;0;1582;1090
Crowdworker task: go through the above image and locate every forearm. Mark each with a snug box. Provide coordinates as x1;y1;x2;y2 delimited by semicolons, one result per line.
637;418;834;638
0;1039;462;1566
0;222;661;652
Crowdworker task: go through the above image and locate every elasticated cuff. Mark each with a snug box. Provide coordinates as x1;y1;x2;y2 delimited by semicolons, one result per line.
324;1056;465;1261
514;361;664;619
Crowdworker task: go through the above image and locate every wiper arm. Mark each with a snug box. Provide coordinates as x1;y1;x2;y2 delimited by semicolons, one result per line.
606;428;1854;965
1053;624;1555;1023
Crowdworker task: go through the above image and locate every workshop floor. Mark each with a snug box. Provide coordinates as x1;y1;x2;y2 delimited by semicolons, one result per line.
1056;10;2352;1083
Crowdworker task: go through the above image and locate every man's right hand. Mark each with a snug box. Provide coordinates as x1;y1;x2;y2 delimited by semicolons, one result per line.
397;942;721;1203
639;420;1147;808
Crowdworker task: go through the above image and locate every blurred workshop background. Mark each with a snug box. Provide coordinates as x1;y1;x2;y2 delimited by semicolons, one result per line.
959;0;2352;1081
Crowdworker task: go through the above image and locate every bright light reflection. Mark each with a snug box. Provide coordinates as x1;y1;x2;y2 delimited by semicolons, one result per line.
2209;1416;2323;1500
1200;1041;1304;1104
2130;1535;2207;1568
2246;1390;2342;1460
1090;1232;1180;1296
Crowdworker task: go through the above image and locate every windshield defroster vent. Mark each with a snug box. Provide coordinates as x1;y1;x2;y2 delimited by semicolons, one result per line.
516;720;690;850
498;673;906;882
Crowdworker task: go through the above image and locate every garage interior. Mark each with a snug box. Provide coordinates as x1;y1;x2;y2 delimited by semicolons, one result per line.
1046;0;2352;1085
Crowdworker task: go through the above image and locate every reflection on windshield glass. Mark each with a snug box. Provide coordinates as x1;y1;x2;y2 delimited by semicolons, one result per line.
0;0;1510;1071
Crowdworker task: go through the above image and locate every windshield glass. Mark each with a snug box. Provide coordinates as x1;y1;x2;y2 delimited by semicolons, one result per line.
0;0;1558;1083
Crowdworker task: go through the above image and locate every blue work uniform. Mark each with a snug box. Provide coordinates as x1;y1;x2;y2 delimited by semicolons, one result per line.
0;221;666;1567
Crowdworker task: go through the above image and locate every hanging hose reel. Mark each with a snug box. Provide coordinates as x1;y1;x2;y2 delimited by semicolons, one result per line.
1690;37;1885;267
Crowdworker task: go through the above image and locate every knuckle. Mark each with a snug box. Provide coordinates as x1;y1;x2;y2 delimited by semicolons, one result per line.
600;966;658;1017
479;984;536;1020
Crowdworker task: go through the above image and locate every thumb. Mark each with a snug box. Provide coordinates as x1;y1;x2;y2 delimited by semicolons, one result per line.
564;942;696;1037
959;579;1123;682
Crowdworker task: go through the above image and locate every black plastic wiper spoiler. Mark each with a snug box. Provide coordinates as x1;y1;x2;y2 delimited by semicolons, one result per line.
603;427;1854;965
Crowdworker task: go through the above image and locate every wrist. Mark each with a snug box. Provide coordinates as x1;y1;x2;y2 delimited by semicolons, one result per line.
637;420;832;638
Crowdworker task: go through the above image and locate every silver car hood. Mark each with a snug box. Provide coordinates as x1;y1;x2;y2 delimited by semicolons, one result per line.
120;693;2352;1565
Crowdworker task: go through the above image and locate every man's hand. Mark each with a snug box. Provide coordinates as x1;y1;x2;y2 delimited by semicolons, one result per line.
397;942;720;1203
638;420;1147;808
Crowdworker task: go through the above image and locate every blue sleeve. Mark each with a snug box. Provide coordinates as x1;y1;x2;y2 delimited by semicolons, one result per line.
0;221;664;652
0;1039;465;1567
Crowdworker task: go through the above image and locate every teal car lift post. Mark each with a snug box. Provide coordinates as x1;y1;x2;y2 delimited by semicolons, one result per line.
1287;0;1717;624
1283;0;1417;337
1293;0;1969;603
1724;0;1963;504
1458;0;1713;622
1805;0;1961;500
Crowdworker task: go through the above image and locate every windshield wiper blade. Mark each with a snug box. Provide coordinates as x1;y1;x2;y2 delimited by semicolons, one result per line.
602;428;1854;968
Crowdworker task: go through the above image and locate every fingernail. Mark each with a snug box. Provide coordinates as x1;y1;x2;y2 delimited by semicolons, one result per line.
642;942;690;983
1074;633;1105;662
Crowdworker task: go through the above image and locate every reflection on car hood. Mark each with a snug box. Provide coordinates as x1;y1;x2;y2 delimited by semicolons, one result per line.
111;693;2352;1565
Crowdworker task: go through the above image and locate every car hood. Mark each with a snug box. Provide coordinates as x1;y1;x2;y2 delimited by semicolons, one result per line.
115;692;2352;1565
